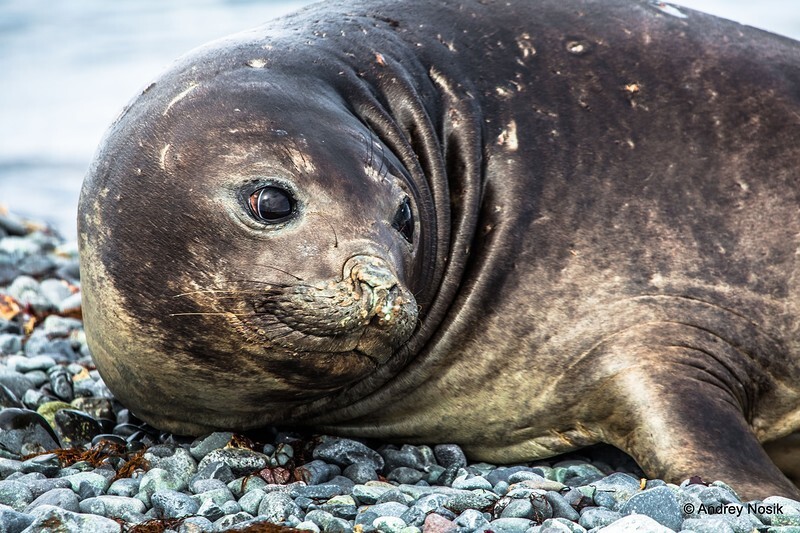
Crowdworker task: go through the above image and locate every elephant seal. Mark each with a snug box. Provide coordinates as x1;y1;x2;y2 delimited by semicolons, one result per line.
78;0;800;499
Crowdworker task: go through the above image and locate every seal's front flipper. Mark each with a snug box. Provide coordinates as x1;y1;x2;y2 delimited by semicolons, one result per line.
596;346;800;501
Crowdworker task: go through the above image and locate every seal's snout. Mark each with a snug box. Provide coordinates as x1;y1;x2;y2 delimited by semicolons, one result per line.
345;255;406;327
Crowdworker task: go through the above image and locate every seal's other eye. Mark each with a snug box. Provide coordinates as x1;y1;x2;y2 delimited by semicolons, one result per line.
248;186;295;223
392;197;414;244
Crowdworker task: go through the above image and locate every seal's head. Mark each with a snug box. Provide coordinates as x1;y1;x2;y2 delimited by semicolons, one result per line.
78;45;427;434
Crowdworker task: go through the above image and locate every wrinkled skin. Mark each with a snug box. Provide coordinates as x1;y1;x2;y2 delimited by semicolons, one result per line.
79;0;800;500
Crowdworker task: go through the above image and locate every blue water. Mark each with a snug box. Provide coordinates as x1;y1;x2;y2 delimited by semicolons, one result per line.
1;0;798;239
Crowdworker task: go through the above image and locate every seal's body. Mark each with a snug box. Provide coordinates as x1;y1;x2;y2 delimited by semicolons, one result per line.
79;0;800;499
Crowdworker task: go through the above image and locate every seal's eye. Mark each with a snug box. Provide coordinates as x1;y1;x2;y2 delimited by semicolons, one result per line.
248;186;295;223
392;197;414;244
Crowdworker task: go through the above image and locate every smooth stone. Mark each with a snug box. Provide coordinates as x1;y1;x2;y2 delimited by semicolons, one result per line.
61;472;111;495
455;508;491;531
19;477;71;499
212;511;256;529
588;472;643;510
387;467;425;485
596;513;674;532
178;516;215;533
144;446;197;481
764;496;800;514
57;293;82;316
376;489;415;506
192;486;235;507
444;489;499;514
509;473;567;492
23;487;79;513
452;474;493;491
192;460;235;485
546;490;581;521
53;409;102;447
321;494;358;519
353;483;394;505
295;521;321;532
70;398;114;421
188;432;233;460
35;401;73;430
312;437;385;470
151;489;201;518
433;444;467;469
39;280;73;308
238;488;266;515
373;516;407;533
579;508;623;529
227;475;268;498
0;374;35;404
620;486;682;531
41;316;83;338
257;491;301;522
343;463;378;484
24;504;124;532
0;503;34;532
197;448;269;477
14;355;56;374
78;495;144;520
196;498;225;521
6;276;51;313
294;459;340;485
107;478;140;498
539;517;588;532
137;468;186;505
20;453;60;477
47;367;74;402
681;517;736;533
290;484;347;499
0;481;33;511
0;458;24;478
422;513;458;533
0;335;23;356
380;445;427;471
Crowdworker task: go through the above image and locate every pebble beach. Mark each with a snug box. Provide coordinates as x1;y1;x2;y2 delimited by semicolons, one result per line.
0;209;798;533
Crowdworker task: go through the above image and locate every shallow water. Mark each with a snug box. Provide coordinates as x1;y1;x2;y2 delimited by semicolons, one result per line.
1;0;798;239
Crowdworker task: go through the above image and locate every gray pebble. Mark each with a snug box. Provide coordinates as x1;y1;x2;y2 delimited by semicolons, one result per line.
192;486;235;507
387;467;424;485
452;473;493;491
178;516;215;533
0;374;35;402
370;501;411;518
0;480;33;511
380;445;427;472
0;334;22;355
191;478;228;495
14;356;56;374
212;511;255;529
188;432;233;460
25;504;122;533
107;478;140;497
343;463;378;484
579;508;622;529
291;484;347;499
540;517;588;532
196;498;225;521
39;280;74;308
433;444;467;469
20;453;60;477
193;460;235;484
312;437;385;471
238;488;266;515
20;477;71;500
0;503;35;532
306;509;351;533
373;516;407;533
6;276;51;313
294;459;340;485
227;475;268;498
321;494;358;519
24;487;79;513
487;517;533;533
455;508;491;530
57;292;82;316
444;488;499;514
546;490;580;521
145;446;197;484
137;468;187;505
594;513;673;532
376;489;415;506
681;517;736;533
79;495;147;519
620;486;682;531
197;448;269;477
151;489;201;518
352;483;394;505
258;491;302;523
589;472;642;510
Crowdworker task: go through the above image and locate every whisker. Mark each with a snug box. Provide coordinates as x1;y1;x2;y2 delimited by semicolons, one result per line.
168;312;262;317
254;265;304;281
